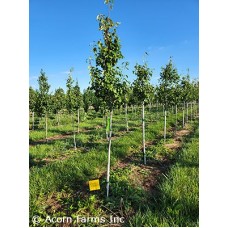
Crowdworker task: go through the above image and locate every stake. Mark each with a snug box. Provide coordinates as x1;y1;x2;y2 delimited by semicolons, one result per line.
183;103;185;128
45;112;48;142
106;115;109;140
156;100;158;119
77;108;80;133
175;104;177;134
106;110;113;198
164;110;167;143
142;101;146;165
186;103;188;123
73;130;76;151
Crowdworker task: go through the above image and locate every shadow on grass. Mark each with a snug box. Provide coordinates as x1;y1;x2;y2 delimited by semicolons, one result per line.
29;154;47;168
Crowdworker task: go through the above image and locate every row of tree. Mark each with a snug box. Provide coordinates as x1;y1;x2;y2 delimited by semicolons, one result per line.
29;0;199;197
29;67;198;119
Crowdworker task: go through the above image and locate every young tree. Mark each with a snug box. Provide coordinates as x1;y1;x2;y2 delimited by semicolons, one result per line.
169;76;181;133
191;79;199;117
154;86;160;120
52;88;65;125
132;62;152;165
121;79;130;131
180;74;192;127
129;85;138;118
147;84;154;113
73;80;83;133
157;58;179;142
83;87;94;113
35;69;50;141
29;86;37;130
66;68;77;150
89;0;125;197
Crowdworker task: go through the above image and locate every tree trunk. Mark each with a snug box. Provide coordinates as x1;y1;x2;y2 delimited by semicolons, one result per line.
125;103;129;132
183;102;185;128
142;101;146;165
45;112;48;142
191;102;193;121
164;110;167;143
106;110;113;198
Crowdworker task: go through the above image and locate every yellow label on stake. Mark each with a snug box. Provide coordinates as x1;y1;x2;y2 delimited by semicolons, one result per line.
89;179;100;191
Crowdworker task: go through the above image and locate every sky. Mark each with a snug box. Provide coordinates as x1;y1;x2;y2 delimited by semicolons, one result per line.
29;0;199;93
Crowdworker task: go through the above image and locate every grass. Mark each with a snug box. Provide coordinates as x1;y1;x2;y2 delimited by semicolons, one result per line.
127;126;199;227
29;107;199;227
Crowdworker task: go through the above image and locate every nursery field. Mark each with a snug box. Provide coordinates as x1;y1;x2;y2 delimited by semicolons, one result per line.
29;106;199;227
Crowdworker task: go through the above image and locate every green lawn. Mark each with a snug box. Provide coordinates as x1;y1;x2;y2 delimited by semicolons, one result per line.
29;108;199;227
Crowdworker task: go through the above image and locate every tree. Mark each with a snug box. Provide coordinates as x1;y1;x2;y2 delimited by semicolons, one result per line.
129;85;138;118
147;84;154;112
89;0;126;197
191;79;199;117
180;73;192;127
35;69;50;141
93;95;103;113
66;68;75;114
35;69;50;117
29;86;37;130
157;58;179;142
52;88;65;125
73;80;83;133
132;62;153;165
169;75;181;133
83;87;94;113
154;86;160;119
121;79;130;131
66;68;77;150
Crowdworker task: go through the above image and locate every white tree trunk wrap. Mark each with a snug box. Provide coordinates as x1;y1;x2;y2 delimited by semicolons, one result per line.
106;111;113;197
77;108;80;133
164;110;167;142
45;113;48;142
175;105;177;133
186;103;189;123
142;101;146;165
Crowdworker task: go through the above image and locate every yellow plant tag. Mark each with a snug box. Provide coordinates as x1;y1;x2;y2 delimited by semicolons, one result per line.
89;179;100;191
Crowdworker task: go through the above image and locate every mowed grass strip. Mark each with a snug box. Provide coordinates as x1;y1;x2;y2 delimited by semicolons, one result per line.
127;127;199;227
